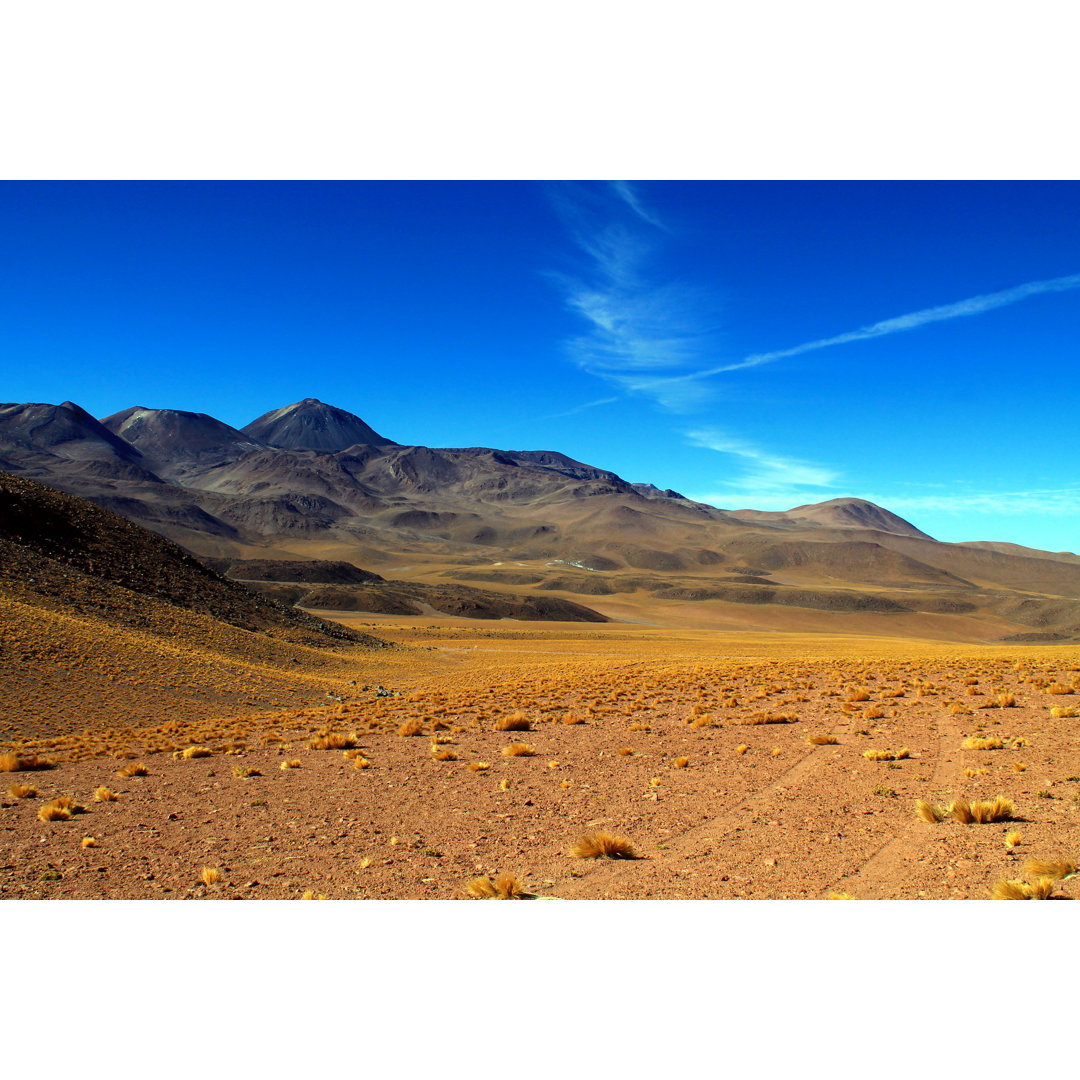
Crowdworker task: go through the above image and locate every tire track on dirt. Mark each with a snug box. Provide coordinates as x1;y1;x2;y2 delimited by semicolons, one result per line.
825;709;965;898
556;713;858;898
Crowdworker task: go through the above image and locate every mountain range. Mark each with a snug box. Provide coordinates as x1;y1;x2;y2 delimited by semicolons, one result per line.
1;396;1078;642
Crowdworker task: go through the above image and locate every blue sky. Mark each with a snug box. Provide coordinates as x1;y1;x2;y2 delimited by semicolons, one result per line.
3;180;1079;553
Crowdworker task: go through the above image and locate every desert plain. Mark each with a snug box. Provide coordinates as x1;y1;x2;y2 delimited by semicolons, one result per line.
4;611;1079;902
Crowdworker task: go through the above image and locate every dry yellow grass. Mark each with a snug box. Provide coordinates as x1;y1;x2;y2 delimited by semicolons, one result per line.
38;802;72;822
991;877;1056;900
674;756;689;768
571;830;638;859
0;753;54;772
465;873;532;899
915;799;945;823
117;763;149;777
494;713;531;732
432;748;457;761
501;743;536;757
8;783;37;799
310;732;357;750
562;713;585;725
827;891;855;899
617;747;635;756
178;746;213;759
863;748;897;761
735;744;749;755
93;786;117;802
280;759;301;770
469;761;491;772
232;765;262;778
950;796;1015;824
1049;705;1079;718
1005;831;1022;848
962;737;1004;751
81;836;98;848
737;712;797;726
353;756;372;770
201;867;220;885
396;718;424;737
1045;682;1073;695
1022;858;1078;881
807;734;839;745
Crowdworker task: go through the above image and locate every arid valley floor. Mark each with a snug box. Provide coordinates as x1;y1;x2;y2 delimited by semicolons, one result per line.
4;615;1079;901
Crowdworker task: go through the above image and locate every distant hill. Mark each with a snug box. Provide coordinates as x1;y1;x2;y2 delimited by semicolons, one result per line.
242;397;396;452
1;397;1078;641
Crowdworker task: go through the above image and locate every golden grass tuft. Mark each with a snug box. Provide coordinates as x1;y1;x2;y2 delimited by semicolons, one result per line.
862;706;886;721
201;867;220;886
950;796;1015;824
396;718;424;737
1005;831;1022;848
807;734;839;745
827;892;855;900
310;732;358;750
465;876;498;898
179;746;213;759
997;692;1017;708
117;763;149;777
690;713;715;728
1050;705;1079;719
280;759;301;770
617;747;635;756
81;836;98;848
846;689;871;702
863;748;897;761
501;743;536;757
466;873;532;899
232;766;262;778
1022;858;1078;881
991;877;1056;900
915;799;945;823
738;712;797;726
8;783;37;799
735;744;749;755
1012;761;1027;773
674;756;689;768
962;737;1004;751
93;786;117;802
353;756;372;770
469;761;491;772
494;713;531;732
562;713;585;725
432;749;457;761
571;829;638;859
38;803;72;822
0;753;55;772
498;778;511;791
1045;682;1073;695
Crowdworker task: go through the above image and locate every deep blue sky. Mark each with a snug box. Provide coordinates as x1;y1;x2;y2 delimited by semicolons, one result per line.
3;180;1080;552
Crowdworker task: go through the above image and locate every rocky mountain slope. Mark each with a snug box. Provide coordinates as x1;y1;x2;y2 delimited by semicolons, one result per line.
1;397;1078;641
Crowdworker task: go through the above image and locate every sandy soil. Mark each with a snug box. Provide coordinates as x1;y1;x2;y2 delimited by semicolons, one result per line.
3;619;1079;900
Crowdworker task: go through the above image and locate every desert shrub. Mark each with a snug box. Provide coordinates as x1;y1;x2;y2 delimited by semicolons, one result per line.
397;718;424;737
93;786;117;802
466;873;531;899
807;734;839;745
501;743;536;757
962;737;1003;751
571;830;637;859
310;732;358;750
0;753;54;772
8;783;37;799
117;763;149;777
494;713;531;732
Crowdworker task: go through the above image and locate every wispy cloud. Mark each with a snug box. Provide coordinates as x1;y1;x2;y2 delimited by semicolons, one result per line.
656;271;1080;390
543;395;619;420
684;428;840;509
862;488;1080;517
549;182;723;408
